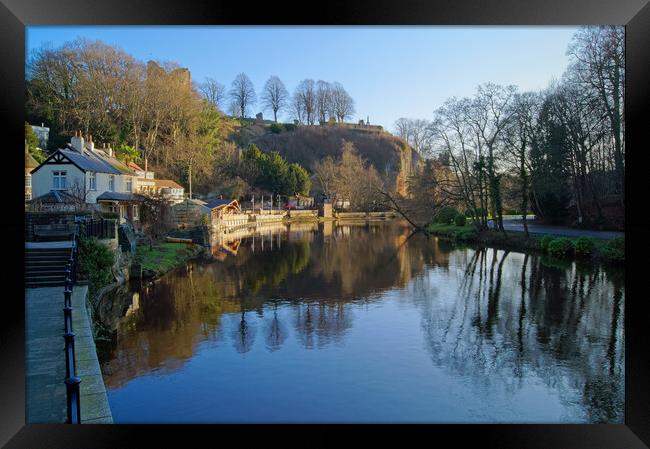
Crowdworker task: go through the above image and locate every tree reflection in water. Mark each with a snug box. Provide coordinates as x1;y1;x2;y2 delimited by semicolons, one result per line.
412;247;624;423
99;221;623;423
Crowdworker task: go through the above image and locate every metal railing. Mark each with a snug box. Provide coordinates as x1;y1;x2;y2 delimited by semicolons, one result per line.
63;232;81;424
79;218;117;240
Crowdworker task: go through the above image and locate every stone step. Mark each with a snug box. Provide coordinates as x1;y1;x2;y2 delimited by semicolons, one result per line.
25;256;71;263
25;259;70;267
25;280;66;288
25;273;65;280
25;269;71;276
25;247;72;252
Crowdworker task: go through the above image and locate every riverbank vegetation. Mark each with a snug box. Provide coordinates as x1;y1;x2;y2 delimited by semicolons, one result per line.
134;242;204;279
426;222;624;262
76;237;115;301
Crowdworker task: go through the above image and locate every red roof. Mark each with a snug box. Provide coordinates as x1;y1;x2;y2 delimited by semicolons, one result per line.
128;161;144;171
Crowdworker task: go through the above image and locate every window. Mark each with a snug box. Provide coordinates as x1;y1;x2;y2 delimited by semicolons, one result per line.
25;173;31;188
52;171;67;190
25;192;31;201
89;172;96;190
133;205;139;220
109;175;115;191
126;177;133;192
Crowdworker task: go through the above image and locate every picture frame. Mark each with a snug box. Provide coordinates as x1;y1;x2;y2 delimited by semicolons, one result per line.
2;0;647;446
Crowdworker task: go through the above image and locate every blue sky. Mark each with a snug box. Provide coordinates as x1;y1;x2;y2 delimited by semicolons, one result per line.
27;26;579;130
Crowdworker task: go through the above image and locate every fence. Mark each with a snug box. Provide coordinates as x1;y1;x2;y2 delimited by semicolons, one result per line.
63;232;81;424
79;218;117;240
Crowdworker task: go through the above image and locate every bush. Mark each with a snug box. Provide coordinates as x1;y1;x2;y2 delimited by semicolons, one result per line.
602;236;624;262
573;237;595;256
76;237;114;300
435;206;459;224
547;238;574;257
269;123;282;134
454;214;466;227
540;235;555;252
283;123;296;132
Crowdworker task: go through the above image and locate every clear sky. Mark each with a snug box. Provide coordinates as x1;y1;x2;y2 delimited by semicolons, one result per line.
26;26;579;131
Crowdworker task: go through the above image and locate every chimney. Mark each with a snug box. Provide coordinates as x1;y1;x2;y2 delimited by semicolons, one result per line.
71;130;84;153
106;143;113;158
84;134;94;152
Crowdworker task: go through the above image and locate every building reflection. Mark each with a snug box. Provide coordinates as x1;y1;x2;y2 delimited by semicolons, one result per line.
99;220;624;424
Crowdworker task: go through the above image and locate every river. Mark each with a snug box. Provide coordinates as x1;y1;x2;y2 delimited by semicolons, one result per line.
97;220;624;423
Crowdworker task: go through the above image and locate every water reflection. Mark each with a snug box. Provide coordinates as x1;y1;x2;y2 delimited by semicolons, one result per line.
99;221;624;423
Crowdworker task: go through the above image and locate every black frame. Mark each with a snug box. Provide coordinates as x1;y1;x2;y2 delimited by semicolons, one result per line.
3;0;648;447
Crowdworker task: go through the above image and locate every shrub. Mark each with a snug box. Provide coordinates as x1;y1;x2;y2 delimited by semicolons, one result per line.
283;123;296;132
573;237;595;256
435;206;459;224
540;235;555;252
269;123;282;134
76;237;114;300
454;214;466;227
602;236;624;262
547;238;574;257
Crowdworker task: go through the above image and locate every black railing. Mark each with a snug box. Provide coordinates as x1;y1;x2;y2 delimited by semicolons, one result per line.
63;232;81;424
79;218;116;240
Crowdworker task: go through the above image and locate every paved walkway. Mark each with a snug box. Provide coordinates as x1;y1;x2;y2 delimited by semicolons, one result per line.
25;285;112;423
490;217;624;240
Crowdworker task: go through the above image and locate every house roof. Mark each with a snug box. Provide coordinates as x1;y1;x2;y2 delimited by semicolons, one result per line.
96;191;142;202
128;161;145;171
31;145;137;177
28;190;79;204
171;198;208;209
205;198;240;209
154;179;184;190
58;148;123;175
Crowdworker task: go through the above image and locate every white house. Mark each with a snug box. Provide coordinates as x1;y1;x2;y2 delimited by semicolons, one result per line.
29;132;141;223
129;162;185;205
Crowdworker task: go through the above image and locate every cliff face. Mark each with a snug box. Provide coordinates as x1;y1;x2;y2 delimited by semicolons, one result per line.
247;125;419;195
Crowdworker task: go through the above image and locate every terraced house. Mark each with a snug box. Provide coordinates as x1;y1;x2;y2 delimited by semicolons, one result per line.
29;132;141;223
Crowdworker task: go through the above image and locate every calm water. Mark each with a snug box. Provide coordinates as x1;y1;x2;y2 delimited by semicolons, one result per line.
98;220;624;423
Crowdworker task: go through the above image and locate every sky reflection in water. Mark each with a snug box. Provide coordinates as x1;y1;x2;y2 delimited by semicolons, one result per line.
98;221;624;423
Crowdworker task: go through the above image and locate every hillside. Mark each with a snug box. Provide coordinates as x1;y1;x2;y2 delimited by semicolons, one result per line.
232;123;420;196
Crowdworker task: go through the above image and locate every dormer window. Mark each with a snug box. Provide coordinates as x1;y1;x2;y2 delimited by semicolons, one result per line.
109;175;115;192
52;171;67;190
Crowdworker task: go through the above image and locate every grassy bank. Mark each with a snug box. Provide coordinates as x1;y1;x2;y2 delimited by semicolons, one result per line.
134;242;204;279
425;223;624;263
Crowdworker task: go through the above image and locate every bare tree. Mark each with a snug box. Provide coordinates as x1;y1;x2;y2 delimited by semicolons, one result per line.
394;118;412;142
228;73;257;118
567;25;625;202
261;75;289;122
315;80;333;123
409;119;434;157
330;82;355;123
198;77;226;111
294;79;317;125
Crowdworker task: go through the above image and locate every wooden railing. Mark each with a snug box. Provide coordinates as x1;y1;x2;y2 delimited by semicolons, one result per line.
63;232;81;424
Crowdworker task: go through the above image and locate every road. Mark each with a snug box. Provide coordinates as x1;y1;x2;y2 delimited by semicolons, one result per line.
489;216;624;240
